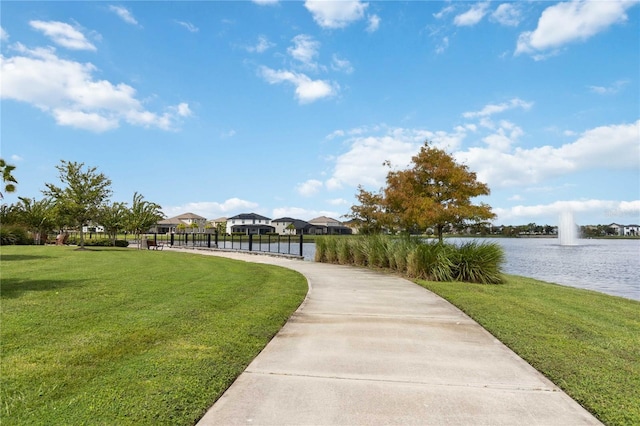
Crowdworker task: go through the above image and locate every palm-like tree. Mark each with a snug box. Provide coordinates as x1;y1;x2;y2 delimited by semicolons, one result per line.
0;158;18;199
126;192;164;249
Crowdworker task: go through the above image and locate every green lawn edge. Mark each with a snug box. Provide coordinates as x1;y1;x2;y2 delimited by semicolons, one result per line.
416;275;640;426
1;246;308;425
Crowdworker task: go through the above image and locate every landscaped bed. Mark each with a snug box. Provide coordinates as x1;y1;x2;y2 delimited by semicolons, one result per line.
1;246;307;425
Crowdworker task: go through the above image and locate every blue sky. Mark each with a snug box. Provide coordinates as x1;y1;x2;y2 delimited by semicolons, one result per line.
1;0;639;226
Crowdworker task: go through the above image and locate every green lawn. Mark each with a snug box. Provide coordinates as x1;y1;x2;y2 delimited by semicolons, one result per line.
418;276;640;426
1;245;307;425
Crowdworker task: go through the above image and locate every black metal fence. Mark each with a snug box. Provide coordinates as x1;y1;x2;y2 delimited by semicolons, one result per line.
146;233;305;257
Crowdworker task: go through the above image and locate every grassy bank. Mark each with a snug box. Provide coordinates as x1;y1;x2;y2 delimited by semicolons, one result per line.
418;276;640;426
1;246;307;425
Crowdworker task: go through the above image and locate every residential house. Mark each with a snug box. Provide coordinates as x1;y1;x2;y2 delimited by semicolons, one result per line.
271;217;323;235
208;217;228;234
607;223;639;236
154;212;207;234
308;216;353;235
342;219;361;235
227;213;274;235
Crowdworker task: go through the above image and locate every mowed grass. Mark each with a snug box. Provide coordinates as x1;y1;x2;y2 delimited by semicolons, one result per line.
418;276;640;426
1;245;307;425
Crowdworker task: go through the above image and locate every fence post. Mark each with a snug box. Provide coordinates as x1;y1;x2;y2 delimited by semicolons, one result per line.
249;234;253;252
299;234;304;257
170;233;175;246
207;233;211;248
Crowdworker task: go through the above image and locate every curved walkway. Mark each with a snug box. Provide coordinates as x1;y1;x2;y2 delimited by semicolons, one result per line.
171;248;601;425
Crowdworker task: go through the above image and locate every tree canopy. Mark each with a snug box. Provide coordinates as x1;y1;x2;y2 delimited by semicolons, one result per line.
127;192;164;248
1;158;18;199
349;142;495;242
43;161;112;249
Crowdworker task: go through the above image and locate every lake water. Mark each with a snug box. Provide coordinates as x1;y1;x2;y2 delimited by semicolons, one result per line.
301;238;639;301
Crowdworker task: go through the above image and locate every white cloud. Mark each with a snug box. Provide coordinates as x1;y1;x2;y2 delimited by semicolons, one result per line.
29;20;96;51
252;0;279;5
588;79;629;95
296;179;324;196
325;126;466;190
516;0;636;56
220;129;236;138
456;120;640;188
434;5;455;20
108;5;139;26
491;3;521;27
288;34;320;69
304;0;368;29
463;98;533;118
482;120;524;151
164;198;259;219
327;198;349;206
1;26;9;41
176;20;199;33
10;154;23;162
494;199;640;225
272;206;340;221
454;2;490;27
246;35;274;53
435;36;449;54
331;54;353;74
259;66;337;104
1;44;190;132
367;14;381;32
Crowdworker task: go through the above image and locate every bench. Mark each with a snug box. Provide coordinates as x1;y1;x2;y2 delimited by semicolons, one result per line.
55;233;69;245
146;240;164;250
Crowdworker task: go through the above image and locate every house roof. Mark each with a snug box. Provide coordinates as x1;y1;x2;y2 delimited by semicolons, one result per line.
309;216;341;224
272;217;296;223
209;217;228;223
228;212;271;221
174;212;206;220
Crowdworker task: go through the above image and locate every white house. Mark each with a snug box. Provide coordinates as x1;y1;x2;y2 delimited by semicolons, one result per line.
226;213;274;235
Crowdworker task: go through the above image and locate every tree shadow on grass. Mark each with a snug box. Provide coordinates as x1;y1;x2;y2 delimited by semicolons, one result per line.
1;254;52;261
1;278;84;299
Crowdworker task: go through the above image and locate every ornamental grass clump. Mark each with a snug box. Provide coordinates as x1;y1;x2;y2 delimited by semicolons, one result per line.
406;241;454;281
452;241;504;284
336;237;353;265
324;237;339;263
316;235;505;284
352;237;368;266
314;237;328;262
362;234;390;268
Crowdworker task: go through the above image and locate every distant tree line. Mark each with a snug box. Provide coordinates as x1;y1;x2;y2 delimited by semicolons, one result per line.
1;159;164;248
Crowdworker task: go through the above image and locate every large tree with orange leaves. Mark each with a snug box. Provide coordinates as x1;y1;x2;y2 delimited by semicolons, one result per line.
350;142;495;242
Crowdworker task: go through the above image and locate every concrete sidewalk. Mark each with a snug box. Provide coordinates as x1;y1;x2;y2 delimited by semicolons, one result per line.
173;249;601;425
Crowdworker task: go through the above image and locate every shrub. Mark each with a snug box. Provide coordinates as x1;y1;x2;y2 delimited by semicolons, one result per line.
0;225;30;245
65;237;129;247
114;240;129;247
